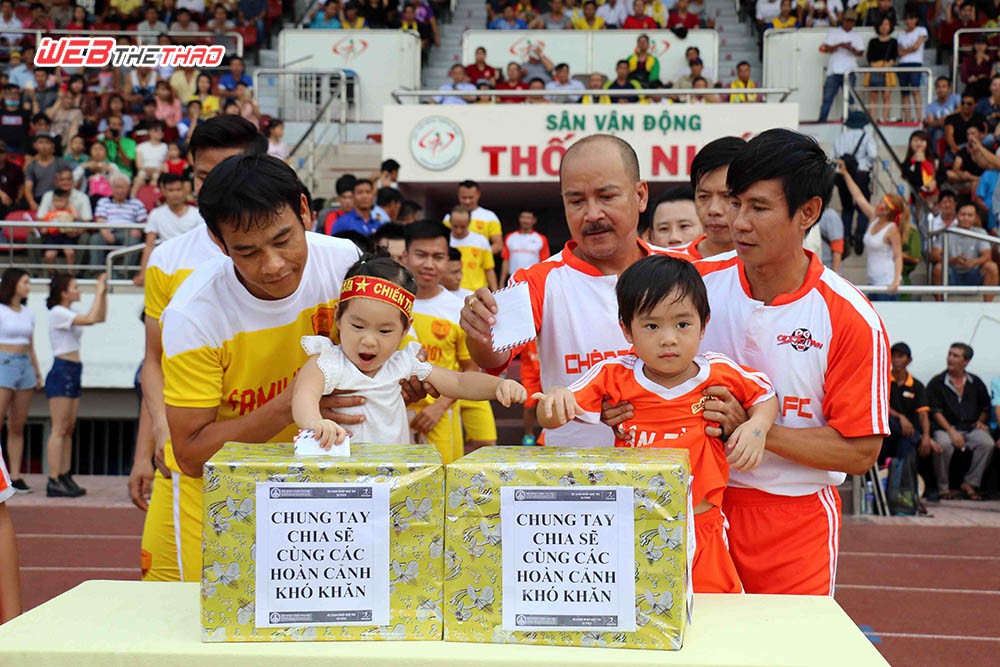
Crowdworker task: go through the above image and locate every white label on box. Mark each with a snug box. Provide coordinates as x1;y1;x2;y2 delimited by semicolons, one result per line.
500;486;636;633
254;482;390;628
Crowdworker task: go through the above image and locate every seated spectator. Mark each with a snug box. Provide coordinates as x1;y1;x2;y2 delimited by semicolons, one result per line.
37;167;92;223
100;115;137;179
928;190;958;283
65;3;88;30
39;188;80;270
361;0;390;28
63;135;88;171
178;100;202;144
976;76;1000;149
332;178;381;236
925;77;961;156
466;47;500;87
309;1;342;29
605;60;643;103
6;51;34;90
84;174;147;274
961;35;993;102
573;0;606;29
74;142;120;210
597;0;629;27
944;90;987;159
153;80;183;130
135;173;204;284
689;77;722;103
98;95;136;137
927;342;995;500
168;67;199;111
0;0;23;47
126;67;158;113
902;129;939;207
626;34;660;87
432;64;476;104
26;68;59;117
190;73;220;120
522;49;554;86
943;200;999;299
206;4;238;55
496;62;529;103
730;61;761;103
865;16;898;124
526;78;550;103
513;0;539;25
771;0;798;28
320;173;356;234
137;5;168;45
169;8;199;37
675;57;714;89
490;4;527;29
669;0;702;29
582;72;609;103
342;1;369;28
885;342;935;503
545;63;585;102
939;1;982;56
862;0;895;27
531;0;573;28
643;185;701;247
0;85;30;155
22;2;54;37
48;94;83;143
802;0;838;27
25;133;70;213
947;125;987;193
624;0;659;28
132;122;168;196
265;118;289;161
217;57;253;96
50;0;72;28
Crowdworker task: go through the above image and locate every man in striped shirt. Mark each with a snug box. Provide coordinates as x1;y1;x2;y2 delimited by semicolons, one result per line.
83;173;148;273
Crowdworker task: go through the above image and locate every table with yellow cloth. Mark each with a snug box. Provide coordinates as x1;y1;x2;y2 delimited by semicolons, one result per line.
0;580;889;666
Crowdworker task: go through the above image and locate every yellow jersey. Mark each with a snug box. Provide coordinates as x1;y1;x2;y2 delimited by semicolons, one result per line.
450;233;495;291
443;205;502;246
144;224;222;321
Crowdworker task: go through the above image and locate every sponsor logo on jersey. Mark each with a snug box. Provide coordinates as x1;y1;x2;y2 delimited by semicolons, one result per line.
776;327;824;352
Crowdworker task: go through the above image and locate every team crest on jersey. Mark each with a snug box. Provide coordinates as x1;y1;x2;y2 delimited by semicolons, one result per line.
776;328;824;352
431;319;451;340
691;396;709;414
311;307;336;337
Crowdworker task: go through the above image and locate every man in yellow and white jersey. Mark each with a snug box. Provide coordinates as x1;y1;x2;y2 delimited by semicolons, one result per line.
134;116;270;582
157;154;366;582
402;221;472;464
443;179;503;254
449;206;497;293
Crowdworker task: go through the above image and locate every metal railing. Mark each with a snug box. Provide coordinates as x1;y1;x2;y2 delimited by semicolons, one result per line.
929;226;1000;301
951;28;1000;98
390;87;794;103
841;66;934;124
1;219;147;278
0;27;245;56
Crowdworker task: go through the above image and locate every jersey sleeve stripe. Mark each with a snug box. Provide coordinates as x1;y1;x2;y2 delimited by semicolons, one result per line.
704;352;774;394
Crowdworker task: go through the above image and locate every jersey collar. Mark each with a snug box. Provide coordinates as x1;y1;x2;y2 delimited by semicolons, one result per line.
736;250;824;306
633;354;711;400
563;237;654;277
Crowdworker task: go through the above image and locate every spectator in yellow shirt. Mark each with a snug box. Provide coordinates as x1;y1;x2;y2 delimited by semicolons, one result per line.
729;61;761;103
572;0;606;29
771;0;798;28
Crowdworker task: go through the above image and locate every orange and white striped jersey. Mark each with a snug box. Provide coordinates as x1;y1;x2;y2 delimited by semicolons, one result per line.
661;234;706;262
0;451;13;503
569;352;774;508
695;250;891;497
502;230;551;277
498;238;668;447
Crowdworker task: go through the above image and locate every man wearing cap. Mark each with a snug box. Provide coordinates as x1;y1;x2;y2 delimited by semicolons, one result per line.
24;133;70;212
886;342;935;495
675;57;713;89
545;63;585;103
817;9;864;122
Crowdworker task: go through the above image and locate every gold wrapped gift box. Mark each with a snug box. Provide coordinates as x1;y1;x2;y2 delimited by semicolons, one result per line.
201;442;445;642
444;446;692;650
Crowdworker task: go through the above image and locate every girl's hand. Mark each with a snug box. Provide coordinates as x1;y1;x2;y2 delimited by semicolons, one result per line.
888;279;900;294
308;419;348;449
533;387;582;426
496;379;527;407
725;420;767;471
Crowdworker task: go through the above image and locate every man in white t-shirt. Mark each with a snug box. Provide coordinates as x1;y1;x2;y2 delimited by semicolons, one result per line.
928;190;958;288
597;0;629;27
135;173;205;285
132;122;169;196
443;180;503;253
817;9;864;122
500;209;550;285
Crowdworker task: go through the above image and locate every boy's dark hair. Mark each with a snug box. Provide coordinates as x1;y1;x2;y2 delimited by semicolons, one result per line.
376;187;403;207
335;174;357;196
158;172;184;188
187;115;267;161
950;342;974;361
32;112;49;125
690;136;746;191
448;246;462;262
373;221;406;243
337;254;416;326
727;128;835;217
198;153;308;242
617;255;710;328
404;220;451;249
51;188;70;199
333;230;375;255
381;158;400;173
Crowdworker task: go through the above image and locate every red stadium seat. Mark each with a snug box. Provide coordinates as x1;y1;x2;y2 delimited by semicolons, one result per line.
136;186;162;212
1;210;37;252
6;152;24;168
234;24;256;50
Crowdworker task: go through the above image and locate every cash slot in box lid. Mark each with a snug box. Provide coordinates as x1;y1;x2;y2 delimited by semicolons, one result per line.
201;442;445;642
444;446;693;650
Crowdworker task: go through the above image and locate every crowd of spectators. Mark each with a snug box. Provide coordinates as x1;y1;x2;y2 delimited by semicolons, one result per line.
0;2;273;276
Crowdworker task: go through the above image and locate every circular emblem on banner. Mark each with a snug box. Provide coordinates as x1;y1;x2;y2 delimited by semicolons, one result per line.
410;116;464;171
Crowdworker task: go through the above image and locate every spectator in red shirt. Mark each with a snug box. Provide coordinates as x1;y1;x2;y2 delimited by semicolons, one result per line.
623;0;659;28
667;0;701;30
465;47;500;87
496;62;529;103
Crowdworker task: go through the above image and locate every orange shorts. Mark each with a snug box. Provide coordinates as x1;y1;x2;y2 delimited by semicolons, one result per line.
519;341;540;407
722;486;841;596
692;506;743;594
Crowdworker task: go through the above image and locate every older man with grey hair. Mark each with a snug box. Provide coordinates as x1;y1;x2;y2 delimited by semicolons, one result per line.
82;173;147;275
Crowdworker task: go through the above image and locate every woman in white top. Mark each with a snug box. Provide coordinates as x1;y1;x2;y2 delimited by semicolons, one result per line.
43;273;108;498
0;269;42;494
838;162;905;300
897;9;928;123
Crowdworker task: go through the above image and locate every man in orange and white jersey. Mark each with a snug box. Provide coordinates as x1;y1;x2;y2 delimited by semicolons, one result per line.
0;451;21;622
662;136;746;262
500;209;550;286
696;129;889;595
460;134;667;447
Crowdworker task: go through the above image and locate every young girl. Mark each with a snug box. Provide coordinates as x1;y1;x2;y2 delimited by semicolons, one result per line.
265;118;289;161
190;73;220;119
533;256;778;594
292;256;527;448
44;273;108;498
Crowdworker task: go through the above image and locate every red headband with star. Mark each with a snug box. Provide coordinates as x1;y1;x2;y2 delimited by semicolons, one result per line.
339;276;414;317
